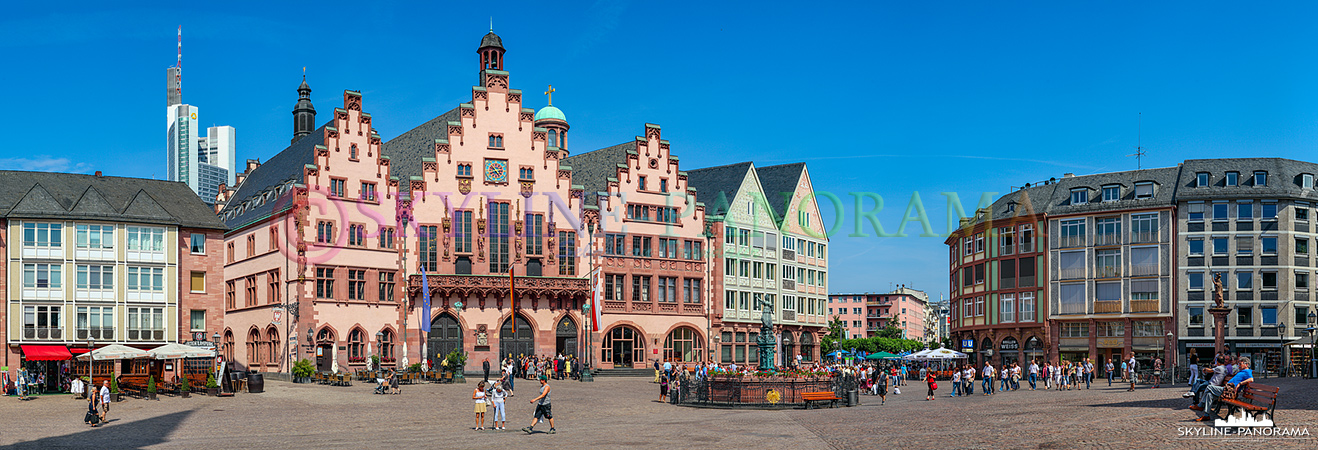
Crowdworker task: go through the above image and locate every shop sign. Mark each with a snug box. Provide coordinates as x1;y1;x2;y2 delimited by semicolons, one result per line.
186;341;215;348
1097;338;1123;348
272;307;283;326
961;339;974;349
1000;340;1019;351
1185;343;1216;348
1236;343;1281;348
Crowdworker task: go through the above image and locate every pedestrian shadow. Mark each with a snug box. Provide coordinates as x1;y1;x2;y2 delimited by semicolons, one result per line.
5;410;193;449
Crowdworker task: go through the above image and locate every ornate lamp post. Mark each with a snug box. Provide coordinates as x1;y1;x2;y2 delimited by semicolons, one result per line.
1277;323;1285;378
375;331;385;371
1165;331;1173;384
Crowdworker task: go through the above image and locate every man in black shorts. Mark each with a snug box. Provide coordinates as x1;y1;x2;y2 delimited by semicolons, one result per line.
522;376;556;434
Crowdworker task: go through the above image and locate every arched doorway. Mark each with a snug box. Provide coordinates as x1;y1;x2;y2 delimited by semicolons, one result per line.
555;316;578;358
1024;337;1044;364
1000;337;1019;366
800;332;815;362
602;325;644;368
980;338;993;367
780;330;796;367
500;313;534;360
429;313;463;367
316;328;335;372
663;327;702;362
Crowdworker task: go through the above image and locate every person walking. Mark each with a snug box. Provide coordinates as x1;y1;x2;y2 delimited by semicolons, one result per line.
1127;354;1138;392
483;358;491;383
84;385;101;427
1106;358;1114;387
1152;357;1163;389
964;364;975;395
876;368;888;405
473;381;488;430
1120;358;1129;383
982;362;994;396
653;360;662;383
1028;360;1038;390
490;382;508;430
98;380;111;423
950;367;962;397
1083;358;1093;389
522;376;556;434
1187;353;1199;387
925;369;937;401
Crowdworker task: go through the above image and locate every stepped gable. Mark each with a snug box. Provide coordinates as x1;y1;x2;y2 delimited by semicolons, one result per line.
560;142;633;206
380;107;462;181
685;161;754;217
0;170;225;230
218;122;329;229
756;162;805;222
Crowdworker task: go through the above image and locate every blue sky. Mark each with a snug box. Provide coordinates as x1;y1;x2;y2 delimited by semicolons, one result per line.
3;1;1318;299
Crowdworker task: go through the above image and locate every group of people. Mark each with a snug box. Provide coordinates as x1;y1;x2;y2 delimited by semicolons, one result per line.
1184;354;1254;422
499;354;581;384
4;365;77;399
471;375;555;434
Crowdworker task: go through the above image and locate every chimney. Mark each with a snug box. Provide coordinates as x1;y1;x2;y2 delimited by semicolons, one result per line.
1063;173;1075;178
95;171;102;177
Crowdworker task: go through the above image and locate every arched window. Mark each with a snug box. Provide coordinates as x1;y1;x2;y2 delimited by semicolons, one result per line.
380;328;395;363
223;329;234;363
317;327;334;345
548;130;558;148
266;327;279;368
348;328;365;362
602;325;645;367
247;328;261;367
663;327;702;362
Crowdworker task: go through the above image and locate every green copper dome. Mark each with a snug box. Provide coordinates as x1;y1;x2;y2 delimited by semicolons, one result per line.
534;105;566;122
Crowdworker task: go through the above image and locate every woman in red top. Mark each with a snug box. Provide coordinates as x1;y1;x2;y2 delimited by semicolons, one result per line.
925;371;937;401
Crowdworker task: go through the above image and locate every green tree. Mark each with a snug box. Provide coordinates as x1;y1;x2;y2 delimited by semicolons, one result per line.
874;324;904;339
821;316;845;353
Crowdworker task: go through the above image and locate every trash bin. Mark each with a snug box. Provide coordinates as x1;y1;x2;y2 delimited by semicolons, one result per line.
846;389;859;406
247;373;264;394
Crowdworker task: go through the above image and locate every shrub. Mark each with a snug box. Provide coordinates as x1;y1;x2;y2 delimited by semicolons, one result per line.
205;373;219;389
292;359;316;378
180;374;191;392
147;376;157;394
110;374;121;394
409;362;423;373
444;349;468;369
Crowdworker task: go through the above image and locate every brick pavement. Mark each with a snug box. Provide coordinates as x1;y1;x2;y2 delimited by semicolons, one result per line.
0;376;1315;449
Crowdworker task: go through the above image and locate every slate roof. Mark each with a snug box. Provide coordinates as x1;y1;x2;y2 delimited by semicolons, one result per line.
0;171;226;230
560;142;633;205
1045;166;1181;216
685;162;754;218
755;163;805;222
216;122;328;229
1175;158;1318;202
380;107;462;181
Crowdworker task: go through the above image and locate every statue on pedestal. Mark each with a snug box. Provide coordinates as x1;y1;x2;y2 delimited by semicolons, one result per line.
756;296;776;372
1212;273;1225;308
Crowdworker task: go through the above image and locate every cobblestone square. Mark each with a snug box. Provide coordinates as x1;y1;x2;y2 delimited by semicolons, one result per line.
2;376;1315;449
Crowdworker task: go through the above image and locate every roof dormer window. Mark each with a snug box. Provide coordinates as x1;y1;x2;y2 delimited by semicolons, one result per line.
1070;188;1088;205
1303;174;1315;189
1225;172;1239;186
1101;185;1120;202
1196;172;1209;187
1253;171;1268;187
1134;182;1154;199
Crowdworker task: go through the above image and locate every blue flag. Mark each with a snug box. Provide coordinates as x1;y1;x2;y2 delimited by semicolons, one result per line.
421;266;431;328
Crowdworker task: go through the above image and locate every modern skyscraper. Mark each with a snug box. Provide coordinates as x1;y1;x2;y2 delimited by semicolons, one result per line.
164;27;235;205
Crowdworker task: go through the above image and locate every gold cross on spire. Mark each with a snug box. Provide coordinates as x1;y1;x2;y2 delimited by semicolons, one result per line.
544;85;555;106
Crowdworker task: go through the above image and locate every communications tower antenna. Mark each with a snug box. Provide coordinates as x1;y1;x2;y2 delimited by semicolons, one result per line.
1127;112;1146;169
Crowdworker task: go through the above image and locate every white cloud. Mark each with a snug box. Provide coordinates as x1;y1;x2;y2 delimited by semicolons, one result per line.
0;155;94;173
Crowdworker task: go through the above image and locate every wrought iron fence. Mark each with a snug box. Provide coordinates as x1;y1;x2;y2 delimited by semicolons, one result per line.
671;374;858;408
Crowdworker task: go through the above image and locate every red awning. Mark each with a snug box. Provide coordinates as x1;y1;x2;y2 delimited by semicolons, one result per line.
70;348;91;355
20;345;73;361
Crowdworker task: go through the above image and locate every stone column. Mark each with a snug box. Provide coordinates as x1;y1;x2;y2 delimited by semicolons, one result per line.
1209;307;1232;356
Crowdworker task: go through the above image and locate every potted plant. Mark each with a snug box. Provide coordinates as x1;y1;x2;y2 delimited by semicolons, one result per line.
205;373;219;396
292;359;315;383
180;374;191;398
109;375;123;402
147;376;157;400
444;350;468;383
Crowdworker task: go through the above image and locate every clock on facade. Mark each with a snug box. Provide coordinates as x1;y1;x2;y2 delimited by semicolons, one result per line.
484;159;508;184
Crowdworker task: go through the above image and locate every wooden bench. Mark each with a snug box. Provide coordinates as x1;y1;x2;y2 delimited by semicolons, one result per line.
116;375;153;398
802;391;841;409
1219;382;1279;423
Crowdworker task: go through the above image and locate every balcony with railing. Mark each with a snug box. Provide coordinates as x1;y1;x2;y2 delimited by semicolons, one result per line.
1056;301;1086;315
23;326;62;340
1095;233;1121;246
1094;300;1122;314
1094;265;1121;279
76;328;114;340
1130;231;1157;244
1060;267;1086;280
1129;264;1159;277
1130;299;1160;313
1059;235;1086;248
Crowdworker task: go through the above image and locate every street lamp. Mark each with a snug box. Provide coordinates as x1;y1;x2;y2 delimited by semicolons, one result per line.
1278;323;1286;378
376;331;385;371
1308;310;1317;378
1165;331;1173;384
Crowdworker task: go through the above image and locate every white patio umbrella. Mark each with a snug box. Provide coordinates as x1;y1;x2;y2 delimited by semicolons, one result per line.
923;348;969;359
904;349;934;360
148;343;216;360
77;344;150;361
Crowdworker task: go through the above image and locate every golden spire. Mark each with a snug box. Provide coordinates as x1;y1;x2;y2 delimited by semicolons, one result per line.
544;85;555;106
